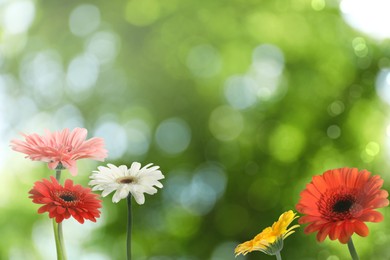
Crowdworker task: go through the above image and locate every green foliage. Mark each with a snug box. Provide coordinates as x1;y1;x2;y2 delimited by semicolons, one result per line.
2;0;390;259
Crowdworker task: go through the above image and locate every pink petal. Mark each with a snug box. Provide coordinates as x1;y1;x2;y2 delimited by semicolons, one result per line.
48;161;59;170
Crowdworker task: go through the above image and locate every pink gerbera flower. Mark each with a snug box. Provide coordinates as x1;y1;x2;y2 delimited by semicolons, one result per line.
11;128;107;176
29;176;102;223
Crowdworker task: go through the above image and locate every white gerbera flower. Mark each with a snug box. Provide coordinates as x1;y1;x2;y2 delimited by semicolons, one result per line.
89;162;164;204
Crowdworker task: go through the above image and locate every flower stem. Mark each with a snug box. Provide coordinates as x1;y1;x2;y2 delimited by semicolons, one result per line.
57;220;67;260
52;219;64;260
347;238;359;260
127;194;133;260
275;251;282;260
55;169;61;181
54;169;67;260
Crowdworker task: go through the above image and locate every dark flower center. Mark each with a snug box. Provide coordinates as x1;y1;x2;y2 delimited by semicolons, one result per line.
332;199;354;213
60;193;76;202
117;177;136;184
318;190;358;221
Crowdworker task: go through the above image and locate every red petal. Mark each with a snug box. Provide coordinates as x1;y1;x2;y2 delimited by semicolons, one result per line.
304;223;322;233
316;224;331;242
338;232;350;244
311;174;328;194
38;204;51;214
57;207;66;214
72;212;85;224
329;222;342;240
55;215;64;223
345;168;359;188
353;221;369;237
64;179;74;189
344;221;354;239
358;211;384;222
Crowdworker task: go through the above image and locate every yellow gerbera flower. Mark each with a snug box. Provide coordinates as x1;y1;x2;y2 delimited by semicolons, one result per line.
235;210;299;258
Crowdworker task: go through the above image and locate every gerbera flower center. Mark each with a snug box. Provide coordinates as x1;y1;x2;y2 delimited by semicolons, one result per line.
332;198;354;213
318;190;358;221
116;176;137;184
54;191;79;205
59;193;77;202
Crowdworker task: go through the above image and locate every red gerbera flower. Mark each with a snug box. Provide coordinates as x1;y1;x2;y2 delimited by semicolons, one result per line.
11;128;107;176
296;167;389;244
29;176;102;223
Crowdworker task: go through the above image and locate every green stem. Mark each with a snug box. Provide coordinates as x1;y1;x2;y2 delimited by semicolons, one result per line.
54;169;67;260
275;251;282;260
52;219;63;260
347;238;359;260
127;194;133;260
55;169;61;181
58;221;67;260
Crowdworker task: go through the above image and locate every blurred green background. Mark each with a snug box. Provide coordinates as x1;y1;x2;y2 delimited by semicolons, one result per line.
1;0;390;259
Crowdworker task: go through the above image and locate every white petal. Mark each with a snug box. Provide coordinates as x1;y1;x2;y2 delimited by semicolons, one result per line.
140;173;164;183
138;176;164;187
140;164;159;174
97;165;115;175
129;162;141;176
107;163;119;170
98;175;116;183
151;183;163;189
143;163;154;168
91;185;104;191
88;180;102;186
146;170;164;178
112;189;125;203
141;185;158;195
89;174;114;183
97;165;109;172
118;165;129;174
101;185;119;197
131;191;145;205
121;185;132;198
112;195;121;203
